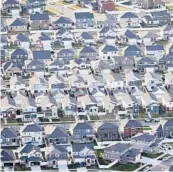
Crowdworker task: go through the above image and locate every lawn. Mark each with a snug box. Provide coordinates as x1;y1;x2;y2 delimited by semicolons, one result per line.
95;149;104;158
141;152;163;159
14;164;31;171
166;5;173;10
97;157;110;165
156;40;168;46
143;126;152;131
167;143;173;147
111;163;143;171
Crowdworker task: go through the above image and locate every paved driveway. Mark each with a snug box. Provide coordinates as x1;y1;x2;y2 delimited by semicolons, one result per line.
137;156;161;165
58;160;69;172
31;166;42;172
77;167;88;172
4;167;14;172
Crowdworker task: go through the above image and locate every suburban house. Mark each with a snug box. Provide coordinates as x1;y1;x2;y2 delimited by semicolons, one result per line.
134;0;162;9
155;124;164;138
100;45;118;60
124;45;141;57
30;13;50;30
72;122;95;143
11;48;28;63
45;126;69;145
1;127;19;147
80;32;95;45
120;12;140;28
124;120;143;138
96;122;120;141
19;143;43;166
162;25;173;40
26;0;46;14
142;32;158;45
9;18;28;32
16;33;30;50
72;143;96;165
159;55;173;72
53;16;74;29
21;123;43;145
163;120;173;138
75;12;95;29
97;0;115;12
124;29;140;45
165;71;173;90
79;46;98;59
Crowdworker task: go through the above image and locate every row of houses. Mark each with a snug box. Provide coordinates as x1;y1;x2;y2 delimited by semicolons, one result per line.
1;120;173;169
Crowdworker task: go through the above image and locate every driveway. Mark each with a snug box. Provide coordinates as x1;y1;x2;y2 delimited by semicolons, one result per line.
77;167;88;172
31;166;42;171
137;156;161;165
4;167;14;172
58;160;69;172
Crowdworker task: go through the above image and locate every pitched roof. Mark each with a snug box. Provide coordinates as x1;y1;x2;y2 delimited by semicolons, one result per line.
125;29;138;39
74;122;93;130
72;143;94;152
22;123;42;132
32;50;51;60
17;33;30;42
75;12;94;19
121;12;138;18
164;120;173;127
48;127;68;138
98;122;118;130
105;143;130;153
1;149;15;162
30;13;49;20
39;32;51;41
21;143;41;154
125;45;141;52
10;18;26;26
132;133;155;142
3;0;19;5
54;16;73;24
102;45;118;52
125;120;142;128
146;45;164;51
80;46;96;54
1;127;17;138
156;124;163;132
11;48;28;57
81;32;93;39
151;10;169;17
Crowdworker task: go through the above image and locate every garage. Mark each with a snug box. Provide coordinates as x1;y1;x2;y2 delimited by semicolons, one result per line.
77;167;88;172
58;160;69;172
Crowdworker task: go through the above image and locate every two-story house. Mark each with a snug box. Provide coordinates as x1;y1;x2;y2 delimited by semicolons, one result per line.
100;45;118;60
163;120;173;138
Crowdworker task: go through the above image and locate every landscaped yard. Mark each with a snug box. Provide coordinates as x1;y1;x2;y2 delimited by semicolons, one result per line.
111;163;143;171
156;40;168;46
143;126;152;131
14;164;31;171
141;152;163;159
95;149;104;158
97;157;110;165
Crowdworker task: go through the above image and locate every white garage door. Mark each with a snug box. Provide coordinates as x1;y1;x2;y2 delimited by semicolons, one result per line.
58;160;69;172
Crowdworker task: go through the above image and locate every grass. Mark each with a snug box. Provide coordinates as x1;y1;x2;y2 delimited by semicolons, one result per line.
97;157;110;165
14;164;31;171
143;126;152;131
95;149;104;158
111;163;143;171
141;152;163;159
158;154;170;160
167;143;173;147
42;152;46;162
166;5;173;10
156;40;168;46
39;117;49;122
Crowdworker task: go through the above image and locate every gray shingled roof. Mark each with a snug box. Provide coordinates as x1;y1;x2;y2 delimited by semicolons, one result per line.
22;123;42;132
48;127;68;139
125;120;142;128
74;122;93;130
72;143;94;152
1;149;15;162
1;127;17;138
105;143;130;153
21;143;41;154
132;133;155;143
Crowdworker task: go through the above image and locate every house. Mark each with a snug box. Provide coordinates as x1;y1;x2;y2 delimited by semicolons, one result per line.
103;143;130;162
145;45;165;60
100;45;118;60
1;149;15;169
155;124;164;138
96;122;120;141
159;55;173;72
72;122;95;143
11;48;28;63
45;126;69;145
79;46;97;59
21;123;43;145
1;35;8;49
142;32;158;45
75;12;94;29
124;45;141;57
80;32;95;45
143;11;170;27
72;143;95;165
1;127;19;147
163;120;173;138
9;18;28;32
57;48;75;60
162;25;173;40
1;50;6;64
46;144;70;169
169;44;173;55
30;13;50;30
120;12;140;28
124;29;139;45
141;92;160;114
97;0;115;12
131;133;160;153
9;75;26;91
137;57;157;73
16;33;30;50
20;143;42;166
161;91;173;112
134;0;162;9
152;86;167;101
26;0;46;14
165;71;173;90
124;120;143;138
32;50;52;64
53;16;74;29
144;71;162;91
2;0;21;18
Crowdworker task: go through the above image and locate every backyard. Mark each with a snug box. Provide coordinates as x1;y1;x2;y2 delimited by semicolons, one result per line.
111;163;143;171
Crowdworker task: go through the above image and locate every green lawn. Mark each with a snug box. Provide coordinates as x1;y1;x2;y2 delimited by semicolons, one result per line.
14;164;31;171
166;5;173;10
156;40;168;46
95;149;104;158
141;152;163;159
143;126;152;131
97;157;110;165
111;163;143;171
167;143;173;147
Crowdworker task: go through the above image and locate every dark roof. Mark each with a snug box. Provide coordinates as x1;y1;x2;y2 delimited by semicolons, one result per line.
3;0;19;5
98;122;118;130
151;10;169;17
23;123;42;132
100;26;110;34
138;57;155;64
54;16;73;24
125;45;141;52
125;120;142;128
10;18;26;26
80;46;96;54
105;143;130;153
1;35;8;43
1;127;17;138
169;165;173;172
72;143;94;152
39;32;51;41
74;122;93;130
21;143;41;154
132;133;155;143
164;120;173;127
11;48;28;57
30;13;49;20
156;124;163;132
102;45;118;52
56;28;67;35
28;156;42;162
1;49;5;57
48;127;68;138
81;32;93;39
121;12;138;18
75;12;94;19
1;149;15;162
32;50;51;60
146;45;164;51
125;30;138;39
17;33;30;42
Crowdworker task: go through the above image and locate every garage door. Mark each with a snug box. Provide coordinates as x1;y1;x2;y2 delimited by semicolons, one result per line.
77;167;88;172
58;160;69;172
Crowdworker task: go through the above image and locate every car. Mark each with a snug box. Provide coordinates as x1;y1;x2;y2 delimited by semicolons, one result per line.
151;118;160;122
143;166;151;172
163;157;169;161
145;118;152;122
